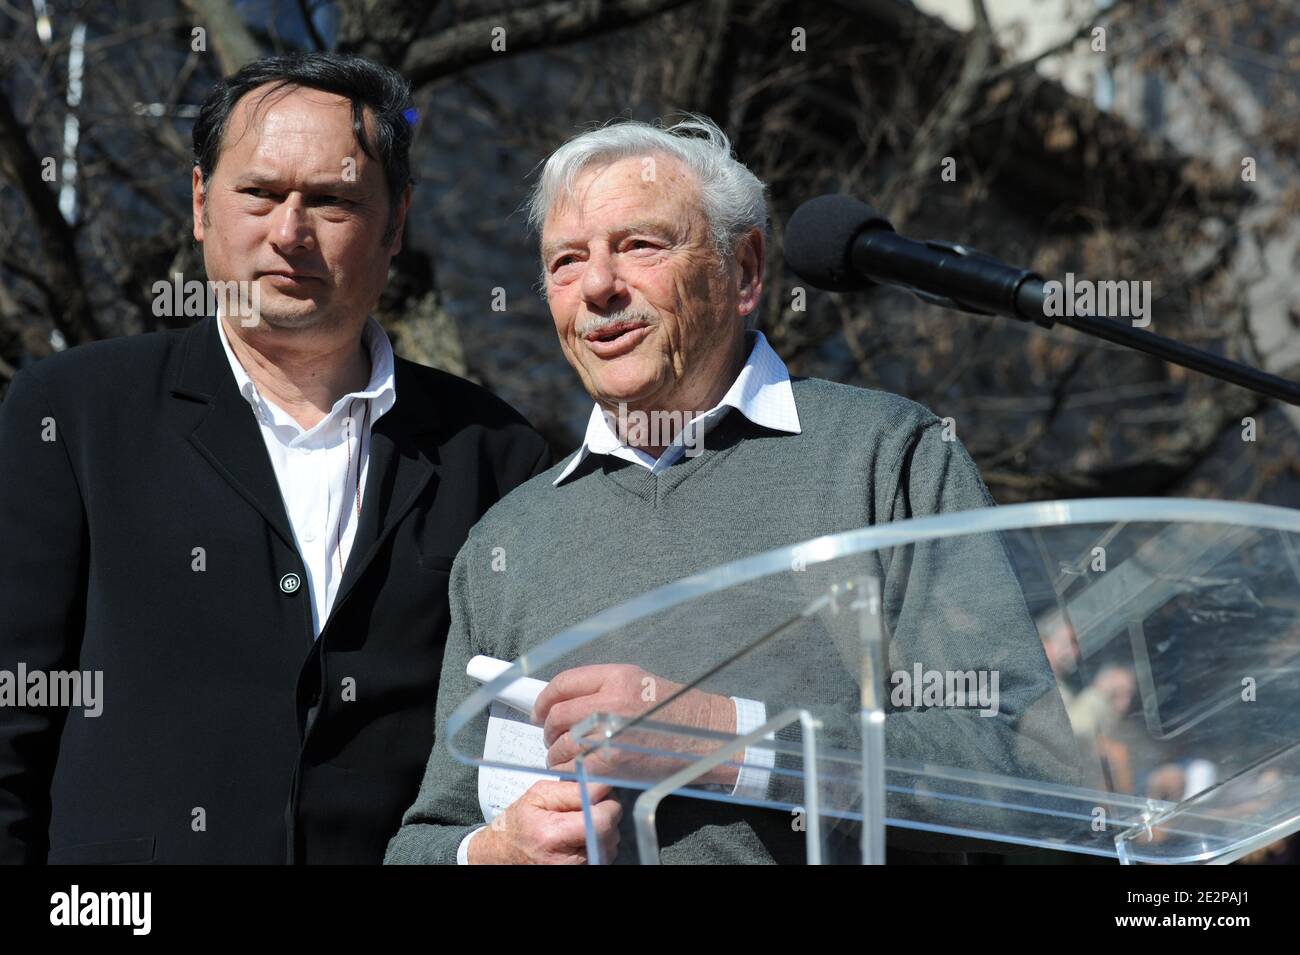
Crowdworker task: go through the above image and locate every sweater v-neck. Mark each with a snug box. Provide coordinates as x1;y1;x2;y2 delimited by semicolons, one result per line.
596;409;751;506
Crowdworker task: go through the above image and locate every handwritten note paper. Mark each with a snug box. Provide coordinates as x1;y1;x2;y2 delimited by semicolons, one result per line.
468;657;555;823
478;701;552;823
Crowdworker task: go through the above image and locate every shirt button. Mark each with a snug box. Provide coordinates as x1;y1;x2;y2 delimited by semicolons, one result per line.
303;531;316;543
279;573;301;594
300;447;312;455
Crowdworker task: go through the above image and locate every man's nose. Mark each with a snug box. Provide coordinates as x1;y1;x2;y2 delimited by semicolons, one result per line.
269;197;315;253
580;247;628;311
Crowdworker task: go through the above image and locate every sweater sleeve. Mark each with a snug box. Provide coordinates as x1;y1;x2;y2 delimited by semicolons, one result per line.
384;543;489;864
770;420;1081;851
881;421;1082;802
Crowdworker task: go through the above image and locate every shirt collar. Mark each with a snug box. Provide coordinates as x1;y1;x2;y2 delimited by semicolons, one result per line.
215;312;397;434
552;329;801;486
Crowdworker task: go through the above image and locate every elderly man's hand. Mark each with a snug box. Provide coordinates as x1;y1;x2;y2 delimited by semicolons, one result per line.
469;780;621;864
532;664;739;786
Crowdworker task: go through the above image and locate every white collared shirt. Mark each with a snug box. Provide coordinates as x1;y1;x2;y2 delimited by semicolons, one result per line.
553;330;801;485
458;331;800;862
216;314;397;638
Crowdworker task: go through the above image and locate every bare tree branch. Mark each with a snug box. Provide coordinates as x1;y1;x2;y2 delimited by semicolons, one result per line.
400;0;695;89
982;383;1264;501
885;0;995;226
0;85;100;344
982;0;1138;86
336;0;439;63
182;0;259;75
297;0;329;52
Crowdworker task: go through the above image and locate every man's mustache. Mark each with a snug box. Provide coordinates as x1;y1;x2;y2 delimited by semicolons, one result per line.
575;309;657;338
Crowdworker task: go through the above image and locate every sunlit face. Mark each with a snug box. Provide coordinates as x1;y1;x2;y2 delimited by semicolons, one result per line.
541;154;762;415
192;83;408;332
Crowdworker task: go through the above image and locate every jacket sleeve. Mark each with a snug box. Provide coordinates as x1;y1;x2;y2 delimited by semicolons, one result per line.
0;369;89;864
384;542;489;864
493;414;555;497
525;438;556;483
385;407;551;865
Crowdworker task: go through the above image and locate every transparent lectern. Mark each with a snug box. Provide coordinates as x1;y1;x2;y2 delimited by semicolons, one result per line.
446;498;1300;864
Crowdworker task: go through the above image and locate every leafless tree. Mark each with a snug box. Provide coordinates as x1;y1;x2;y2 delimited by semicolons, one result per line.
3;0;1298;500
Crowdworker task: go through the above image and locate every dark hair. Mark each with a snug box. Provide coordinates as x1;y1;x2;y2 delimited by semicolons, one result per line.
193;53;415;243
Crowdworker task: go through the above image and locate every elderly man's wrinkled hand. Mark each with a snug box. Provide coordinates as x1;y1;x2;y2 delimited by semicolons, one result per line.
532;663;739;785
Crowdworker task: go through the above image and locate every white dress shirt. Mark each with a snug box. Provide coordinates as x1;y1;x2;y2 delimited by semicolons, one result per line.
216;314;397;638
459;330;801;863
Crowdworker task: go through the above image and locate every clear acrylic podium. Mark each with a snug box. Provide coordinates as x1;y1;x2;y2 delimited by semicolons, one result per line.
446;498;1300;864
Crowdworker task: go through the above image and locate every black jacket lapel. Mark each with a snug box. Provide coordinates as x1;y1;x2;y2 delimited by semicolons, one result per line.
169;318;439;626
171;317;298;551
329;359;438;621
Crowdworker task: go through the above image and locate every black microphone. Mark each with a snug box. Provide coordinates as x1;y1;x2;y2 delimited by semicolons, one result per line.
783;194;1048;324
782;194;1300;405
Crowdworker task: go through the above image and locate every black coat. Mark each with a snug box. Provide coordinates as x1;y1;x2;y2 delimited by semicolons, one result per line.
0;316;553;864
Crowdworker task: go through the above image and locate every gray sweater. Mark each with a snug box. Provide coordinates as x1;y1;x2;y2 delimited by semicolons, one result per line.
385;377;1079;864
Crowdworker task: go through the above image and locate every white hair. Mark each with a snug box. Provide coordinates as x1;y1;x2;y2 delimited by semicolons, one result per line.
527;113;768;260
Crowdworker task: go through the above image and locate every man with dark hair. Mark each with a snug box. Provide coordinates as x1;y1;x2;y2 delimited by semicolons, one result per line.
0;53;553;864
191;52;415;246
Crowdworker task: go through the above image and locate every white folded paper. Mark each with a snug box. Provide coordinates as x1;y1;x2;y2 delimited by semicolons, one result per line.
466;656;553;823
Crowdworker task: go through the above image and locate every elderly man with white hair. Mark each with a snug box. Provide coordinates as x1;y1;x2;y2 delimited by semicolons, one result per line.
385;116;1077;865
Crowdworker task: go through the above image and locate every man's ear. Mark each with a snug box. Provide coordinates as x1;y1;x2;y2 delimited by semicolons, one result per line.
735;227;765;319
192;167;206;243
387;183;413;256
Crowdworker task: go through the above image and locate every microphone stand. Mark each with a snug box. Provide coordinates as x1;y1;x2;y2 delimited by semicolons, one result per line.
852;233;1300;407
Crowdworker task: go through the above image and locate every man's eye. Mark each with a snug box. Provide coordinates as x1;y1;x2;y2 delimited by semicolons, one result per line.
553;255;577;270
241;188;274;199
314;195;343;206
627;239;659;251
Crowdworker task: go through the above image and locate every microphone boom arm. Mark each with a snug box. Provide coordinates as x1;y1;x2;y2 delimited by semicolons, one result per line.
851;230;1300;406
